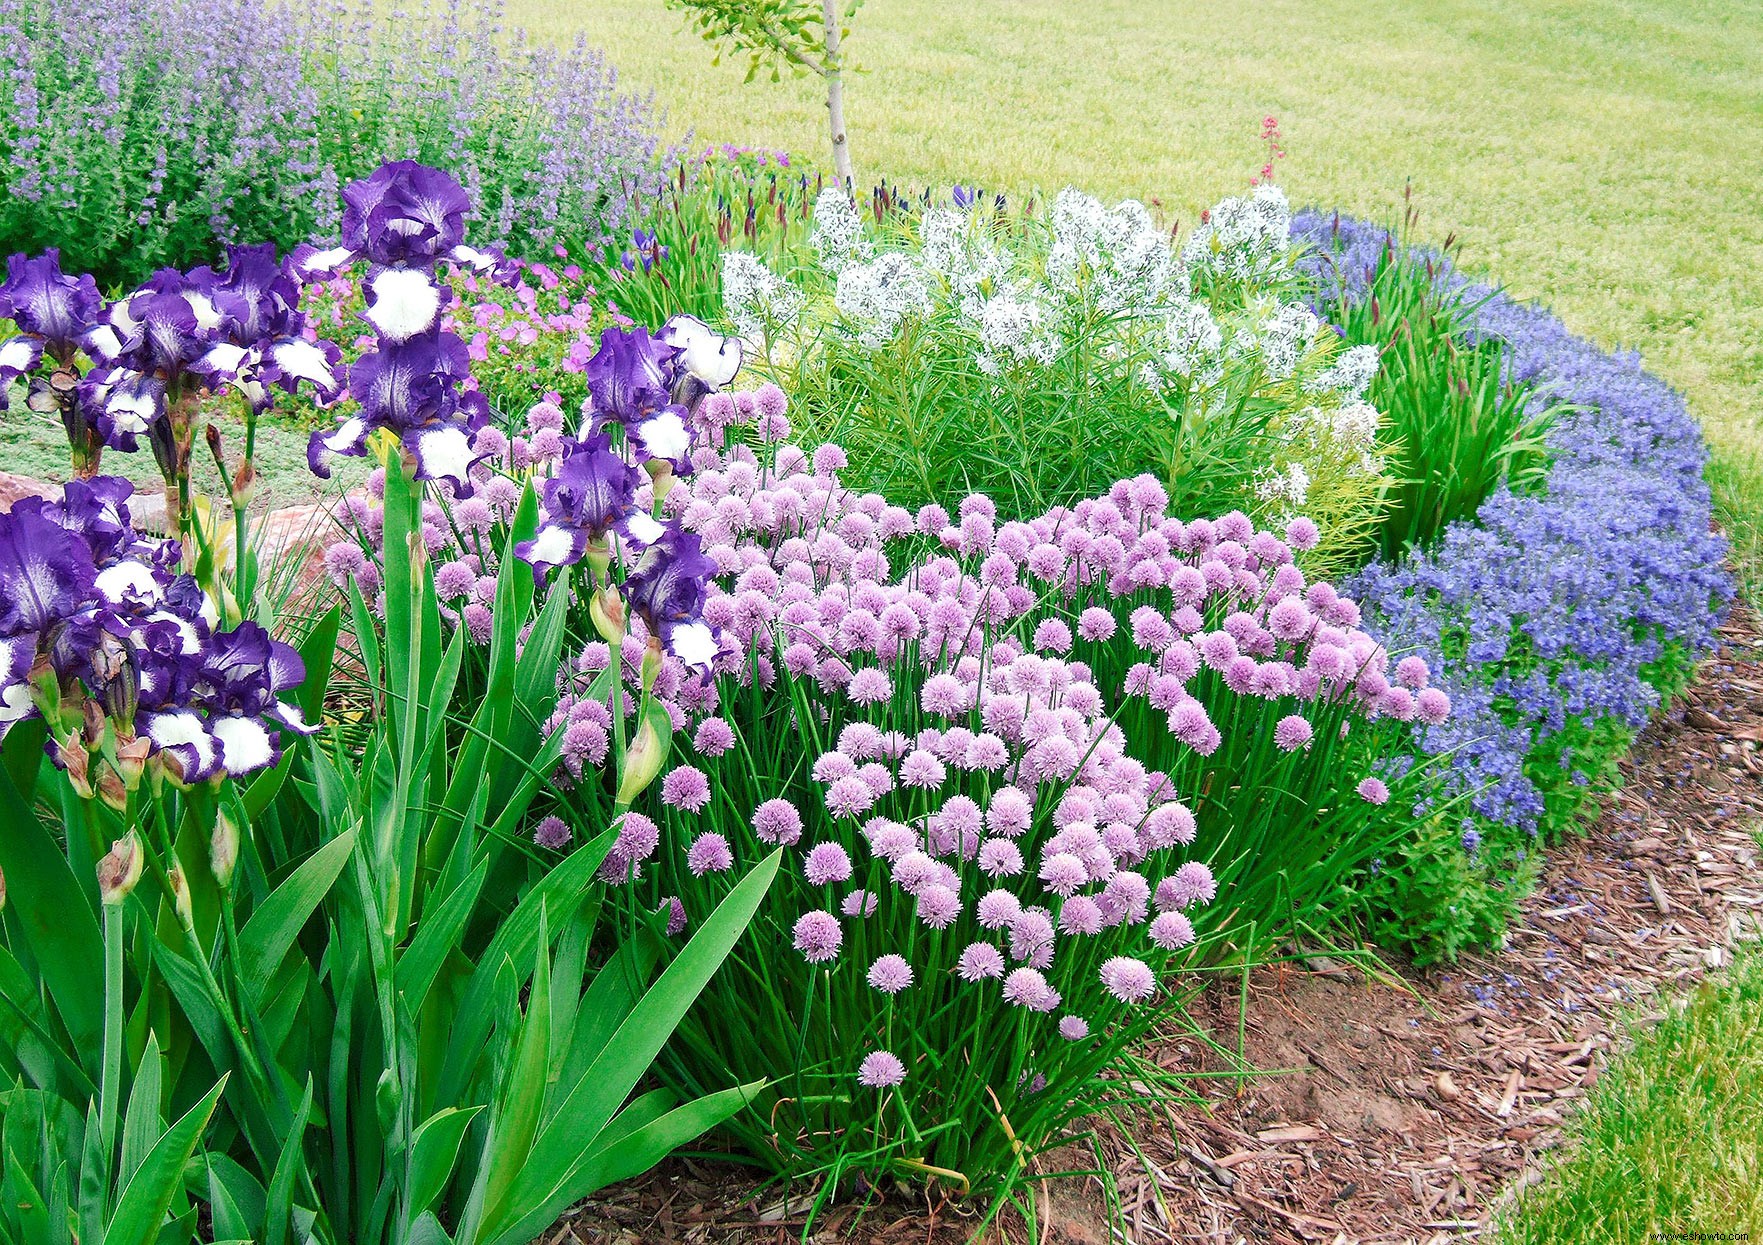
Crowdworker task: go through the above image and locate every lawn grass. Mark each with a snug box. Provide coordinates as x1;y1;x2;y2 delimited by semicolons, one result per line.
508;0;1763;603
1497;939;1763;1242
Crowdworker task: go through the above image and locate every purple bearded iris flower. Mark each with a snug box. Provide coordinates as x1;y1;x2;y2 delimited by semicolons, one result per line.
515;432;661;581
304;162;514;492
289;161;512;281
189;245;344;411
621;522;722;670
189;621;316;770
584;326;675;431
0;500;98;639
0;477;315;785
77;367;168;452
309;329;488;492
1;251;105;467
0;249;102;361
100;267;233;377
582;318;744;480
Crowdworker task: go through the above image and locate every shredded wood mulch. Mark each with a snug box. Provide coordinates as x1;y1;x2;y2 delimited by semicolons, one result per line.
552;610;1763;1245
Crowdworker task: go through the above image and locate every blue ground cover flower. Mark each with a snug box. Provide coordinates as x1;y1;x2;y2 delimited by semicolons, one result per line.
1293;210;1731;957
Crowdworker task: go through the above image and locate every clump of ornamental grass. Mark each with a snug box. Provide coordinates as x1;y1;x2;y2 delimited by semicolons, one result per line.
576;147;826;329
719;182;1394;572
1302;198;1560;557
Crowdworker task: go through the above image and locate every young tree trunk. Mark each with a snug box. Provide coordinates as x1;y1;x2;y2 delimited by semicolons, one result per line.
821;0;853;190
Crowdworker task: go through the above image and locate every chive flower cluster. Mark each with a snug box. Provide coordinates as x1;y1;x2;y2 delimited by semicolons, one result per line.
521;379;1446;1182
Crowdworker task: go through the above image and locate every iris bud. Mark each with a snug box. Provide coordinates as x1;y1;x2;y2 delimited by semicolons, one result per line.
167;865;194;928
97;832;143;905
211;808;241;889
615;716;666;805
590;583;626;644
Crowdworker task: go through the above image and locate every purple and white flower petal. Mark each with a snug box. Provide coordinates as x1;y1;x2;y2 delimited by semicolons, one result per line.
0;249;102;351
362;268;449;342
141;710;221;784
288;244;359;283
0;335;42;387
0;633;37;724
307;416;371;478
661;314;743;388
211;715;280;775
263;337;345;403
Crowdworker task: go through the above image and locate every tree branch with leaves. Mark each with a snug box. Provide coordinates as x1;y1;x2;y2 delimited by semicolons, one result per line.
666;0;863;190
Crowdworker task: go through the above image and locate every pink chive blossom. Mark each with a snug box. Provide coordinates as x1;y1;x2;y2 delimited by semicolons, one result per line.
917;884;961;929
1058;1016;1090;1041
866;821;918;862
812;443;848;476
1143;801;1197;849
1076;607;1117;642
1157;861;1218;910
693;717;736;756
1416;687;1451;724
1394;655;1430;688
962;733;1009;771
976;889;1022;929
1357;777;1390;805
660;897;687;937
1149;911;1197;950
892;851;938;893
686;832;734;875
978;838;1024;877
1101;872;1151;924
804;842;854;885
661;766;712;811
957;942;1007;980
1099;956;1156;1003
1273;714;1314;752
921;673;968;717
857;1050;906;1087
435;559;476;600
1285;516;1320;550
825;775;876;818
838;722;885;759
848;667;893;704
792;910;843;963
842;888;879;917
1009;908;1056;966
987;788;1033;837
1059;895;1104;935
899;748;947;789
857;762;894;797
1002;966;1059;1012
462;604;493;644
533;816;571;850
753;798;804;845
1039;852;1088;897
812;751;857;783
867;953;914;994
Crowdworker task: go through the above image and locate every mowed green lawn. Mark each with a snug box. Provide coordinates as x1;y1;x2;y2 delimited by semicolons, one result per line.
512;0;1763;597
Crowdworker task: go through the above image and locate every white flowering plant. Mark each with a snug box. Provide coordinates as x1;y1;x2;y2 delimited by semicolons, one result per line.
717;184;1395;572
